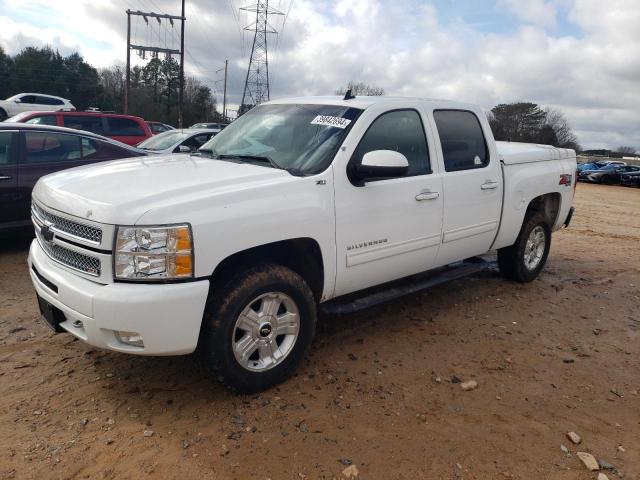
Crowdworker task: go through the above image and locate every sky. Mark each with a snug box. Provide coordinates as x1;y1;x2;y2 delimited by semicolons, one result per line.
0;0;638;150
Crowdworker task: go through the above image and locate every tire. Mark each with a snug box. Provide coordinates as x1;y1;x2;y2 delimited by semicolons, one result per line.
0;109;7;121
199;263;317;393
497;213;551;283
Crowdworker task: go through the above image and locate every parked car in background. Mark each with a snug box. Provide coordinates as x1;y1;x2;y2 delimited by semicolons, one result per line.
137;129;218;154
578;164;640;184
190;122;227;131
147;121;175;135
577;162;601;172
5;111;152;146
620;170;640;187
0;93;75;120
0;123;146;230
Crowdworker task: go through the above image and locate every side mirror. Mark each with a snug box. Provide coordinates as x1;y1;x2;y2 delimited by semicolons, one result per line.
177;145;192;153
351;150;409;185
14;99;21;103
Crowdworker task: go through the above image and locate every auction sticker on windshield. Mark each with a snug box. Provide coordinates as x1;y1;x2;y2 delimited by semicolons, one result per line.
311;115;352;129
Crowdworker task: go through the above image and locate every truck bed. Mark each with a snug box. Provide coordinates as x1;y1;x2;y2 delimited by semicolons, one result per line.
496;141;575;165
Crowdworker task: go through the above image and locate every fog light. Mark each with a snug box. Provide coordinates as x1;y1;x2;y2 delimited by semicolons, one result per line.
114;331;144;347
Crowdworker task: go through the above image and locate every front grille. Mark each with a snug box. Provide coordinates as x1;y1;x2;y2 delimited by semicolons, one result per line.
36;229;101;276
32;203;102;244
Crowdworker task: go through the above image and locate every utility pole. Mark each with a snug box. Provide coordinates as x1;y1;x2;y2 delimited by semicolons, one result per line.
217;60;228;122
125;10;131;114
178;0;185;128
223;59;228;122
124;9;185;118
240;1;283;115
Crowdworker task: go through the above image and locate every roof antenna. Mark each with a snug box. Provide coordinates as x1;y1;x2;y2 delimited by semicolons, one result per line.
343;88;355;101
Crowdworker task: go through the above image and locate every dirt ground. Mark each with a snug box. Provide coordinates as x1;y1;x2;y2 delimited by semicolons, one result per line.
0;183;638;480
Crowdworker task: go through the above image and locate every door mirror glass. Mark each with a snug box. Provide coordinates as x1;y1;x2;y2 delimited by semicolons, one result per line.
353;150;409;183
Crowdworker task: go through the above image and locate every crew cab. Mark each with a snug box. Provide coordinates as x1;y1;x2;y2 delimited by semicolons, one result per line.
27;96;576;392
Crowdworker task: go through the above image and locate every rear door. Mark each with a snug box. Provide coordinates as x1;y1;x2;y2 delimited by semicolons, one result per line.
0;130;20;225
16;130;86;220
431;109;503;265
106;117;148;146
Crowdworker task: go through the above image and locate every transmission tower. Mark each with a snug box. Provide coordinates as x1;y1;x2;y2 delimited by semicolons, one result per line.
239;1;283;114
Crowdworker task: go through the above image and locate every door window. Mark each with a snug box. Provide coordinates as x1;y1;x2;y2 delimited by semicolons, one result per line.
25;115;57;126
0;132;16;165
81;138;135;160
107;117;144;136
181;133;213;151
18;95;37;104
433;110;489;172
63;115;105;134
351;110;430;177
24;132;82;163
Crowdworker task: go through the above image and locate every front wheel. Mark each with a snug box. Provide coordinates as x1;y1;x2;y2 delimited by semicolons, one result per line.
497;213;551;283
199;263;316;393
0;109;7;121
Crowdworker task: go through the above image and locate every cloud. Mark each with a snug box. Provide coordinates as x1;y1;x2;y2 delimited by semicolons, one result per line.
0;0;638;149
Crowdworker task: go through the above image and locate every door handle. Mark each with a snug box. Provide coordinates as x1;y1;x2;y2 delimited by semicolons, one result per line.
481;181;498;190
415;191;439;201
0;175;12;181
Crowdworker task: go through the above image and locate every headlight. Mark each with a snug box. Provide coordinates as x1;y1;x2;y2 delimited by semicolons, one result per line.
114;224;193;280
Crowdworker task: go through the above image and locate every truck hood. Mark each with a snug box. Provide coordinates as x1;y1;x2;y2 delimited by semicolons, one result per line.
33;154;292;224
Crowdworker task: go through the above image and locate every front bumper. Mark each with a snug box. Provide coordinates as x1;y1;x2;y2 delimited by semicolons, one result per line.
28;239;210;356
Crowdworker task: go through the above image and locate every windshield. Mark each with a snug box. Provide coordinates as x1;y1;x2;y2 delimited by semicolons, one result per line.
198;103;362;175
138;131;190;150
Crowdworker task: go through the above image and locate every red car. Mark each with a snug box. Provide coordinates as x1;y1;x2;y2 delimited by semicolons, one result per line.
6;111;152;146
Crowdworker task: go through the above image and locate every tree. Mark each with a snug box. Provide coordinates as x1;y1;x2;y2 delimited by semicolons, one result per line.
335;80;385;96
0;46;14;99
489;102;580;150
617;146;637;155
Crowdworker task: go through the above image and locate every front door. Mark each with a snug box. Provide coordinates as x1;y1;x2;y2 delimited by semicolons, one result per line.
0;130;20;225
431;109;503;266
334;108;443;297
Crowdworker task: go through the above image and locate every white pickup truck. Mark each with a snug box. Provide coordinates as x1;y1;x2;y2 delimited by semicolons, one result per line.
28;96;576;392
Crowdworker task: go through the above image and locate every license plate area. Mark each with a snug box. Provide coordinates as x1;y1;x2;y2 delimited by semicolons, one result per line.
37;295;66;333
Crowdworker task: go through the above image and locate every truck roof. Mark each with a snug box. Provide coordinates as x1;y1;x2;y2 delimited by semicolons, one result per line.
267;95;477;111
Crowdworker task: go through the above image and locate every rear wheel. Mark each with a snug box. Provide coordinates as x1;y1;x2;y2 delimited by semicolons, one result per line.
498;213;551;283
199;263;316;393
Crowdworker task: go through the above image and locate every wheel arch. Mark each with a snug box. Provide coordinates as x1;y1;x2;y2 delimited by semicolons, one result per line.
524;192;561;227
209;237;325;302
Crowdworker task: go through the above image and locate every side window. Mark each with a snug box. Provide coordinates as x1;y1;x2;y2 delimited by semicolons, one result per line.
25;115;57;126
24;132;82;164
81;138;136;161
107;117;144;136
433;110;489;172
19;95;37;104
35;96;61;105
0;132;16;165
181;133;213;151
63;115;105;135
352;110;430;177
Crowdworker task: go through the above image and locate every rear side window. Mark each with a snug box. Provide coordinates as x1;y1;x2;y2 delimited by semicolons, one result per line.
0;131;16;165
433;110;489;172
63;115;105;135
107;117;144;136
36;96;64;106
24;132;82;164
352;109;430;177
81;138;137;160
25;115;57;126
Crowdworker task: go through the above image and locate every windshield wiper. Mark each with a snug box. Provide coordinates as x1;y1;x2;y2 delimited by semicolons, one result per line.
216;154;282;169
192;148;214;158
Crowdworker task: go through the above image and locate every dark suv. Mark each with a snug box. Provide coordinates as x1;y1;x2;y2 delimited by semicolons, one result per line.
0;123;146;229
6;111;153;146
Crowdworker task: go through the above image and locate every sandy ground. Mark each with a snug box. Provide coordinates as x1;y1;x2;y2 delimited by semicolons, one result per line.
0;183;638;480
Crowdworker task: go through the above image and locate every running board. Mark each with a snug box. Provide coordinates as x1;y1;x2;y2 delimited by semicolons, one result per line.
321;257;494;315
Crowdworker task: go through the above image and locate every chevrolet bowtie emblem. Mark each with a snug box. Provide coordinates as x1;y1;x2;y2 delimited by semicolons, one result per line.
40;225;54;243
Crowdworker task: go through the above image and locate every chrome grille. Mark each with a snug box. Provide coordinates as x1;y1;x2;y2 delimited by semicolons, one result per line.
35;229;101;276
32;203;102;244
